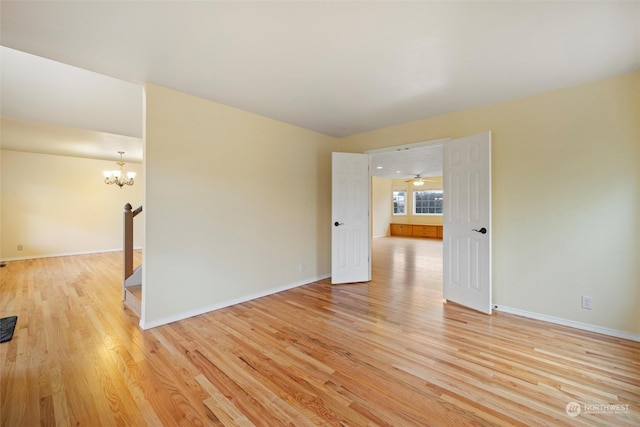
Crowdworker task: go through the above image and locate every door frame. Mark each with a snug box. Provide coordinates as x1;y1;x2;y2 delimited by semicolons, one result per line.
365;137;451;156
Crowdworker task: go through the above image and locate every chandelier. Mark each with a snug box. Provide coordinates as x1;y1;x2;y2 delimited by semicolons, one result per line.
103;151;136;188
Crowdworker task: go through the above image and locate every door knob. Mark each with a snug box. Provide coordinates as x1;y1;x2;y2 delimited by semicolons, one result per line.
472;227;487;234
334;221;344;227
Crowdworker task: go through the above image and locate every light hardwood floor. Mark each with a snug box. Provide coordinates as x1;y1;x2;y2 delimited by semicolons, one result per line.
1;238;638;426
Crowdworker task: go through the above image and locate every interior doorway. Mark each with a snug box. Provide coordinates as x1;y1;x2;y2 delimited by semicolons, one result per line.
368;139;446;297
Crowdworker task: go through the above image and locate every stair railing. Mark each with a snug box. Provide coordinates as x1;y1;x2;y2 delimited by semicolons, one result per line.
123;203;143;316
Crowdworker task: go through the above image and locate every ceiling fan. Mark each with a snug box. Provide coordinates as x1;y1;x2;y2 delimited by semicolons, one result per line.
405;174;437;186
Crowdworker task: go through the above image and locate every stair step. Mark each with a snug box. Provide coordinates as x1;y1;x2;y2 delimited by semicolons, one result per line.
124;264;142;287
123;287;141;317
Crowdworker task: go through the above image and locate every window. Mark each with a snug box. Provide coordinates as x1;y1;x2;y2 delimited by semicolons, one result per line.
413;190;443;215
393;190;406;215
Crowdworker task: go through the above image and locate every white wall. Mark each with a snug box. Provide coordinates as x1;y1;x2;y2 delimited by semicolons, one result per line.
0;150;144;260
143;83;335;328
371;176;391;238
339;72;640;336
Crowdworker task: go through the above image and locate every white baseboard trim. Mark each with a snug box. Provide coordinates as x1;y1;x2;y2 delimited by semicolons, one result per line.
0;247;143;262
494;305;640;342
139;273;331;330
372;234;389;239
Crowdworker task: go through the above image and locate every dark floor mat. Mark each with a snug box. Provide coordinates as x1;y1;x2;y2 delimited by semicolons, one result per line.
0;316;17;343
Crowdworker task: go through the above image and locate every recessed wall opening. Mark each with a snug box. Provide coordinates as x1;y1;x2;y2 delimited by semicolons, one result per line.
368;140;445;299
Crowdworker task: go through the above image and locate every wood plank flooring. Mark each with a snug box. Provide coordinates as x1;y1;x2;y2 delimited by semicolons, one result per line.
1;237;638;426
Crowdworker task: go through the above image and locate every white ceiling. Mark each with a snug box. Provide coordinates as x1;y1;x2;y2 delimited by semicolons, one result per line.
1;117;143;163
0;1;638;165
1;47;142;138
1;47;143;162
369;139;445;180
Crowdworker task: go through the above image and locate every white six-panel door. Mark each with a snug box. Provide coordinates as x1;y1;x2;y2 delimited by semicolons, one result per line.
331;152;371;284
443;132;492;314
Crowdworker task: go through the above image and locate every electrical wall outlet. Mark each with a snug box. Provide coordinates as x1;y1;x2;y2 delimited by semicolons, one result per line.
299;263;305;273
581;296;593;310
17;244;23;251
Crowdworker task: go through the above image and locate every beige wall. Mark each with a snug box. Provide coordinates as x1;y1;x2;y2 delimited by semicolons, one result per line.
371;177;392;237
0;150;144;260
339;72;640;335
390;177;443;225
143;83;335;327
